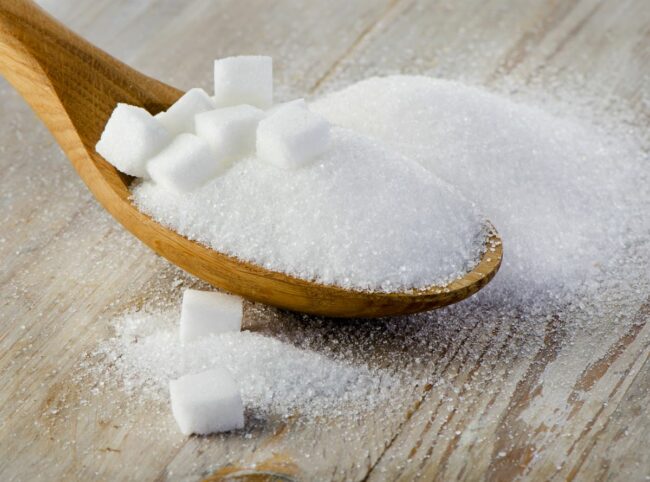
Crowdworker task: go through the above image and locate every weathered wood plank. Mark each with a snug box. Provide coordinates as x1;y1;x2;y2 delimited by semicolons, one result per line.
574;354;650;481
1;0;648;481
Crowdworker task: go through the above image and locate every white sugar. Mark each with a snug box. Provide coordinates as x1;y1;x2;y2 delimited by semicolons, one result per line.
311;76;640;290
256;100;331;169
180;289;242;342
156;87;216;136
94;309;406;419
133;127;488;291
169;367;244;434
146;133;220;194
9;35;647;461
96;103;171;178
194;104;263;164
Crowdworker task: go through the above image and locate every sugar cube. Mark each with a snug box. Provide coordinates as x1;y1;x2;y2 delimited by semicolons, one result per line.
146;133;220;193
96;103;171;178
256;102;331;169
156;88;216;136
169;367;244;435
265;98;307;116
194;105;264;165
213;56;273;108
180;289;243;343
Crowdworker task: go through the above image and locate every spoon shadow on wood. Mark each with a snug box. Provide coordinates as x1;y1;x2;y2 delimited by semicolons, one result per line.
0;0;502;317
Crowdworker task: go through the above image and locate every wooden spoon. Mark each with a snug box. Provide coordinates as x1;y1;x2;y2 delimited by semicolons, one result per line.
0;0;502;317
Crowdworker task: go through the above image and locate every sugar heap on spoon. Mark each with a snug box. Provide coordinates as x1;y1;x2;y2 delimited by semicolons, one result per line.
96;55;491;293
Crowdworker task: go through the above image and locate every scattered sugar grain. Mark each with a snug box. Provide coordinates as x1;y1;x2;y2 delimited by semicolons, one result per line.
94;309;408;419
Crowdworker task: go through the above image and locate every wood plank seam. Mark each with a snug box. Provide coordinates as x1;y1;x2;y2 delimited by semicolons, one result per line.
362;315;489;480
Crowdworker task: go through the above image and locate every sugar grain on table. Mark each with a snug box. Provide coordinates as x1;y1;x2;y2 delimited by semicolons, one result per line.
92;309;407;419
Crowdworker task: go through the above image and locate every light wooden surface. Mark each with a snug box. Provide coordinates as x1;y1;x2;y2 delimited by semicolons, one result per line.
0;1;648;481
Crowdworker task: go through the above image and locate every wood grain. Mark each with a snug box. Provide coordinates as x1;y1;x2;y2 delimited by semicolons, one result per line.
0;0;648;481
0;0;502;318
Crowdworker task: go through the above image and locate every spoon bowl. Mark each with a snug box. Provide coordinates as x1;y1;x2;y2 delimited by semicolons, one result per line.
0;0;502;317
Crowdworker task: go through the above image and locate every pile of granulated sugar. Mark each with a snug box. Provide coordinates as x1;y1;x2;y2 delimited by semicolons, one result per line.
133;127;488;292
82;74;649;435
311;76;644;290
92;307;410;419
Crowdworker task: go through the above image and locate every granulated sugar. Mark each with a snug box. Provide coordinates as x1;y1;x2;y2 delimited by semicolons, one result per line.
93;308;408;419
311;76;643;290
133;127;488;291
75;73;649;442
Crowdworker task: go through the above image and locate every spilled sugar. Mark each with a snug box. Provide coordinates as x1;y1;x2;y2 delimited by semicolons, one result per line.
311;76;643;290
76;74;649;437
133;127;488;291
93;307;409;419
0;3;646;468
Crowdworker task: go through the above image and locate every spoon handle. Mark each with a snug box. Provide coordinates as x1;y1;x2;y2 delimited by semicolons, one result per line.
0;0;180;149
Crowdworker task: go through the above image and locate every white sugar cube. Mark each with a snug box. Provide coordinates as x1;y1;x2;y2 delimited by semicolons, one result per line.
256;102;330;169
195;105;264;166
156;88;216;136
213;56;273;108
146;133;220;193
169;367;244;435
180;289;243;343
96;103;171;178
265;98;306;116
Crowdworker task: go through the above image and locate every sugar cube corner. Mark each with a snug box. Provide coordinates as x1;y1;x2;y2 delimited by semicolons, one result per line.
157;88;216;136
96;103;171;178
256;102;330;169
146;133;220;193
180;289;243;343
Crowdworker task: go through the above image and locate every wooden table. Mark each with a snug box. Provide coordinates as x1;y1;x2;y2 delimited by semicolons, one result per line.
1;1;648;480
